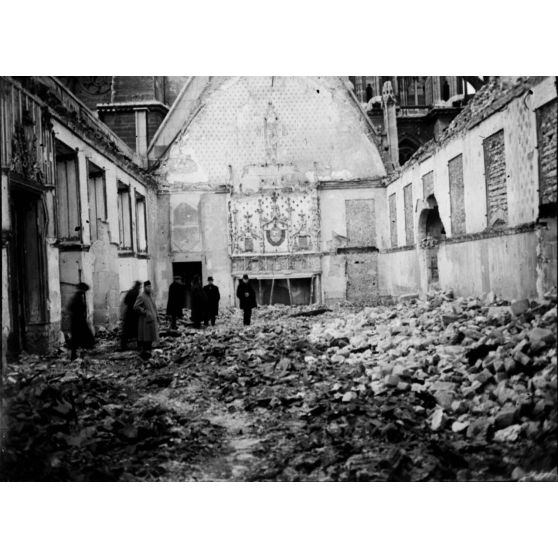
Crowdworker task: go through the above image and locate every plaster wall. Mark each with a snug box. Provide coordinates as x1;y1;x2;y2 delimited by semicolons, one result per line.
378;249;420;296
158;77;386;188
52;122;156;328
438;232;538;300
319;186;388;302
382;78;556;300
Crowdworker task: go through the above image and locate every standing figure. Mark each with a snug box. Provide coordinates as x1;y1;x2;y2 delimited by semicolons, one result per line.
190;275;208;329
69;282;95;360
236;274;257;326
203;276;221;326
133;280;159;359
166;275;185;329
120;281;141;350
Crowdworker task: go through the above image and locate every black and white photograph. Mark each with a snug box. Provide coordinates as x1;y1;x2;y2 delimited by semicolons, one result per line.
0;2;556;557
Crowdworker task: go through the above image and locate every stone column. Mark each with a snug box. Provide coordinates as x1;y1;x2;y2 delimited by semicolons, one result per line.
382;80;399;171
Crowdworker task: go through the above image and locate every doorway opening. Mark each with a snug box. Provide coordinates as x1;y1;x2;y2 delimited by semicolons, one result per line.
248;276;316;306
172;261;202;309
8;184;48;357
418;195;446;288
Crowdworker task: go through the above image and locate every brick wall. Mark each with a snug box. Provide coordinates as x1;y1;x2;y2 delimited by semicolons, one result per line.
537;99;557;206
345;199;376;246
100;111;136;150
403;183;414;245
483;129;508;227
422;170;434;199
448;154;466;234
389;193;397;247
113;77;156;103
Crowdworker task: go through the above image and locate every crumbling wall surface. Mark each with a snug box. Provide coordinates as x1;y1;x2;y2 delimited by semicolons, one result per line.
319;186;387;303
200;193;233;306
381;77;556;300
153;193;172;309
319;188;388;252
378;249;420;296
157;77;386;187
438;230;538;300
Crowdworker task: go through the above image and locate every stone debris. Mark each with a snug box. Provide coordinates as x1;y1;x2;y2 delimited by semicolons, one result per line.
1;292;556;481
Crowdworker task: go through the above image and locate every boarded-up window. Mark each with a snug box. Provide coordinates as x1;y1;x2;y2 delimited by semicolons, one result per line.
117;182;133;250
483;129;508;227
422;171;434;199
536;99;557;206
389;193;397;247
87;160;106;241
55;141;81;241
403;184;414;245
135;193;148;254
448;154;466;234
345;199;375;247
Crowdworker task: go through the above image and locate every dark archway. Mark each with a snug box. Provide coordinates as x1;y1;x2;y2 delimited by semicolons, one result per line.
399;137;420;166
418;195;446;287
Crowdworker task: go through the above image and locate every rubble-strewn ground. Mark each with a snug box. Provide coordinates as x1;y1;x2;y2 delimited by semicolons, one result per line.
1;292;556;481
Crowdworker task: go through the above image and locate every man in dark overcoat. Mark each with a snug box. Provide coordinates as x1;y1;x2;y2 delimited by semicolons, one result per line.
69;282;95;360
120;281;141;350
133;280;159;359
166;275;185;329
190;275;208;329
236;274;257;326
203;276;220;326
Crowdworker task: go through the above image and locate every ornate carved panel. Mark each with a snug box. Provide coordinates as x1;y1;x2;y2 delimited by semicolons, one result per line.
229;187;320;257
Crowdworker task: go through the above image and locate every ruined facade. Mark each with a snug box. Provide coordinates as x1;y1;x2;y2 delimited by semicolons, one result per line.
1;77;157;359
1;75;556;361
149;77;389;308
381;77;557;301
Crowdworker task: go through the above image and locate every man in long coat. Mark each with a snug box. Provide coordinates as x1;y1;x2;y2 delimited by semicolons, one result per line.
166;276;185;329
190;275;208;329
203;276;220;326
236;274;257;326
120;281;141;350
133;280;159;359
69;282;95;360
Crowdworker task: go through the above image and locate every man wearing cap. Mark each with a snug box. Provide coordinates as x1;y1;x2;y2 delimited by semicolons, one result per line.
236;274;257;326
203;276;221;326
68;282;95;360
166;275;185;330
134;280;159;359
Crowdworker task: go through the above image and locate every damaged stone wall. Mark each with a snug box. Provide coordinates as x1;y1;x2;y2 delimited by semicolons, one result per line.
152;77;387;307
384;77;557;301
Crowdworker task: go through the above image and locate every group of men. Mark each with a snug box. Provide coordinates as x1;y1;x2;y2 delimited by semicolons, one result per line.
68;273;258;360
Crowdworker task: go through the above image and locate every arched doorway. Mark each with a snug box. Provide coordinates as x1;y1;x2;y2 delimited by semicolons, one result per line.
418;195;446;290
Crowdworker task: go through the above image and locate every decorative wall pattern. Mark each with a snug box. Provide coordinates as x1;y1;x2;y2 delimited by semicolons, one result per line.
229;188;320;256
158;76;386;187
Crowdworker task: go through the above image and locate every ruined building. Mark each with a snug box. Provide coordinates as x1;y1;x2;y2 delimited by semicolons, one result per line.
1;76;556;360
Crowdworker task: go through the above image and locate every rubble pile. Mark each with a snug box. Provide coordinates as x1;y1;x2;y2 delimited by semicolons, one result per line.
1;293;556;481
248;292;557;480
0;355;225;481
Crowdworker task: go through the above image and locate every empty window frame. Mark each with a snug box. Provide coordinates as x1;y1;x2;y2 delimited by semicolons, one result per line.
117;182;133;250
87;160;107;241
135;192;148;254
483;129;508;228
55;140;81;241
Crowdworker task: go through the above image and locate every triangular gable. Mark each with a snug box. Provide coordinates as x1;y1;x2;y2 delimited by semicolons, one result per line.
152;76;387;186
